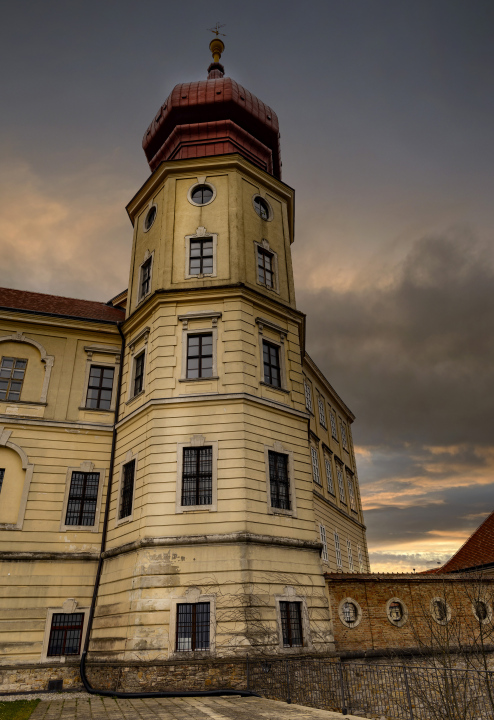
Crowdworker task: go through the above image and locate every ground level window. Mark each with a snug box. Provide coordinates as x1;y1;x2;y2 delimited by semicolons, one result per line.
182;446;213;506
47;613;84;656
176;602;210;651
65;471;100;526
280;601;303;647
268;451;291;510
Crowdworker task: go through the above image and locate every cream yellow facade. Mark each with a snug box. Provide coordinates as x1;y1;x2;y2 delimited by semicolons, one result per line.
0;153;369;680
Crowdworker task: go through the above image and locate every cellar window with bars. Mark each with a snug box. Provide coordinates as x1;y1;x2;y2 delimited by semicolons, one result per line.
280;601;303;648
325;457;335;495
0;357;27;402
268;451;291;511
187;334;213;379
311;447;321;485
47;613;84;657
65;471;100;526
334;530;343;568
86;366;114;410
119;460;135;519
189;238;214;275
262;340;281;388
181;446;213;506
176;602;210;651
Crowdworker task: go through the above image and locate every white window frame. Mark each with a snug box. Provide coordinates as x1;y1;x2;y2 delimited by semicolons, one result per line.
304;380;313;413
329;407;338;440
317;394;327;428
59;461;105;533
347;538;354;572
126;327;150;403
256;318;289;393
176;435;218;513
334;530;343;569
80;345;120;413
324;455;335;496
115;449;138;527
319;524;329;563
40;599;89;663
274;586;313;652
340;418;349;450
168;587;216;658
310;446;321;486
336;461;346;505
178;311;221;383
264;441;297;518
347;473;357;512
185;227;218;280
137;250;154;304
254;238;279;294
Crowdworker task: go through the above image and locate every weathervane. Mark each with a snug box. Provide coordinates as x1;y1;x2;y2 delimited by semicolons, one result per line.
208;22;226;37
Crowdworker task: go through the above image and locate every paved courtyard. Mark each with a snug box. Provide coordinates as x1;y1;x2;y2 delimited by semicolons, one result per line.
28;694;367;719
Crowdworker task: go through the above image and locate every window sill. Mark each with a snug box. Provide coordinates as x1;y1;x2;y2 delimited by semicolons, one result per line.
260;381;290;395
177;505;216;513
185;273;217;280
126;390;145;405
256;281;280;295
79;406;113;413
115;515;133;527
179;376;219;383
268;507;296;518
0;400;47;406
60;524;98;533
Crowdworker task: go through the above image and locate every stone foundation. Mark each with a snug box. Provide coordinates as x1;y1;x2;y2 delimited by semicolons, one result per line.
0;664;82;694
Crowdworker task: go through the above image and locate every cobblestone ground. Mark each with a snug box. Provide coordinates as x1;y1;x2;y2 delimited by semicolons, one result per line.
27;695;367;719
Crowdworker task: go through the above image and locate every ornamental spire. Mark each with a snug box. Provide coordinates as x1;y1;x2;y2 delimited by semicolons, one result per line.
207;24;226;79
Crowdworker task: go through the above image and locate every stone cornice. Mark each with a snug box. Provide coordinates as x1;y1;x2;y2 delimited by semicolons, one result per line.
0;551;99;562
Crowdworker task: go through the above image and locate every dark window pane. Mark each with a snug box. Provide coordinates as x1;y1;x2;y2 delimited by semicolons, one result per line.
65;472;100;526
1;356;27;401
189;238;214;275
191;186;213;205
0;468;4;492
47;613;84;657
182;446;213;506
119;460;135;519
186;334;213;379
133;354;145;396
254;197;270;220
280;602;303;647
262;341;281;387
86;365;114;410
176;602;210;651
269;451;290;510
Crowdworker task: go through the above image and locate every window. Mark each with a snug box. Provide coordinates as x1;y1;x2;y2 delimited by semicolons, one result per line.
389;601;404;622
329;409;338;440
262;340;281;388
257;247;274;288
187;334;213;379
347;539;354;572
119;460;135;520
65;472;100;526
189;184;215;206
176;602;210;651
432;599;449;624
133;352;145;397
340;420;349;450
253;195;271;221
85;366;114;410
311;447;321;485
319;524;328;562
325;457;335;495
280;601;303;647
334;530;343;569
336;463;346;504
140;257;152;299
342;602;358;627
0;357;27;402
144;205;157;231
357;544;365;573
181;446;213;506
269;451;291;510
318;396;326;428
304;381;313;412
47;613;84;657
189;238;214;275
347;475;357;512
0;468;4;493
474;601;489;622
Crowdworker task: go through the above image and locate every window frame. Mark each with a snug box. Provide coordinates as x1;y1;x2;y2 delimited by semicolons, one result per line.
338;597;363;628
126;327;150;404
329;407;338;440
175;602;211;652
185;229;218;280
186;333;214;380
317;394;327;428
0;356;28;403
334;530;343;569
310;446;321;486
256;318;288;394
340;418;349;451
304;380;313;413
40;602;89;662
60;462;105;533
115;451;138;527
324;454;335;496
187;182;217;208
264;443;297;517
347;538;354;572
178;312;221;383
85;365;115;412
137;252;154;303
274;589;312;652
168;590;216;657
357;544;365;573
254;240;279;293
176;438;218;513
336;461;347;505
142;203;158;233
80;345;120;413
319;524;329;563
252;193;273;222
262;339;282;388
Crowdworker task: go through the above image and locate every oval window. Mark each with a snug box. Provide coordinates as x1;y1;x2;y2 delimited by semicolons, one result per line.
144;206;157;231
342;601;358;626
190;185;214;206
253;195;271;221
389;601;403;622
433;599;448;623
475;600;488;622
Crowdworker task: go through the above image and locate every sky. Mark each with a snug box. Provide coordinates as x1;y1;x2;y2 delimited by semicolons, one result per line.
1;0;493;572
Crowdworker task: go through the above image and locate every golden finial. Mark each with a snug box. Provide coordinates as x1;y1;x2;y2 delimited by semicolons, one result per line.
208;23;226;63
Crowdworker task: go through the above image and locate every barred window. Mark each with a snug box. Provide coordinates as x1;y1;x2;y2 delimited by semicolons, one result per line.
140;257;152;299
319;524;328;562
119;460;135;519
262;341;281;387
325;457;335;495
318;396;326;428
86;366;114;410
0;468;4;492
280;601;303;647
336;463;346;504
311;447;321;485
347;539;354;572
0;357;27;402
65;472;100;526
133;352;145;397
269;451;291;510
182;446;213;506
187;334;213;379
357;544;365;573
329;409;338;440
257;247;274;288
190;238;214;275
47;613;84;657
343;602;358;626
176;602;210;651
304;381;313;412
347;475;357;512
340;420;349;450
334;530;343;568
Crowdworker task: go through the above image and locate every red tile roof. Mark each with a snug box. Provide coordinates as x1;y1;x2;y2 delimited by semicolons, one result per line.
0;287;125;323
439;511;494;573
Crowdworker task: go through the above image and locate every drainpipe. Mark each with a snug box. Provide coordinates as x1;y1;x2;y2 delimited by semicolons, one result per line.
79;321;257;699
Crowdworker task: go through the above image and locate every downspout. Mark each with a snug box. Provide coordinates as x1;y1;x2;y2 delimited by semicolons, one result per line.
80;321;256;698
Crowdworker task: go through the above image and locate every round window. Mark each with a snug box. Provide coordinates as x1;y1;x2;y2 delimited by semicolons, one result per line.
190;184;214;206
144;205;157;231
253;195;271;221
474;600;488;622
